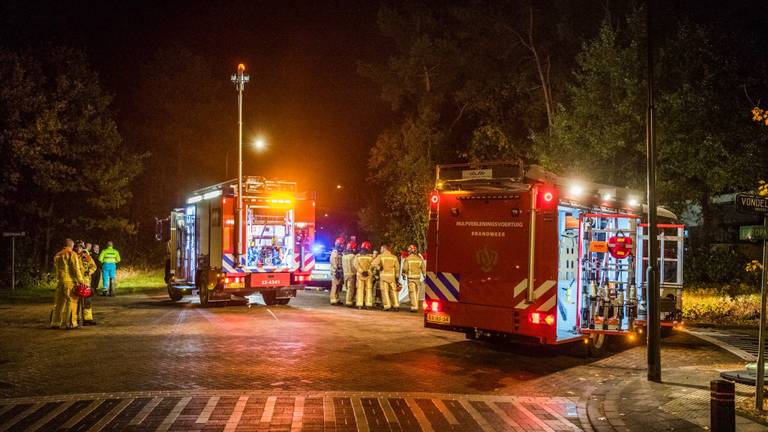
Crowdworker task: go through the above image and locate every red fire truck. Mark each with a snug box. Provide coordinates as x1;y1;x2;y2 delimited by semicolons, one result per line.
157;176;316;306
424;161;684;353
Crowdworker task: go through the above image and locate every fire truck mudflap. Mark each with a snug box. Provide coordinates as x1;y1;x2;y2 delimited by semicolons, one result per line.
425;161;685;350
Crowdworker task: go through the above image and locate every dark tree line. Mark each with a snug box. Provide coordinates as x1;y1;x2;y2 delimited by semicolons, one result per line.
360;1;768;256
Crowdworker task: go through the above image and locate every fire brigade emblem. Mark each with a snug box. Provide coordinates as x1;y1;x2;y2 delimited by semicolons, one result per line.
476;246;497;273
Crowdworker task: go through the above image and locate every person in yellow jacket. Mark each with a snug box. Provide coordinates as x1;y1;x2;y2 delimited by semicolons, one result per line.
50;239;88;329
372;244;400;311
342;241;357;306
329;237;345;305
75;240;98;325
401;244;425;312
353;241;374;309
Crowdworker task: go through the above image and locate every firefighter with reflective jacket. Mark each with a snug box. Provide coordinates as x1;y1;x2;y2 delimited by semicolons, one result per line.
372;244;400;311
75;240;98;325
353;241;374;309
401;244;425;312
329;236;345;305
50;239;87;329
342;241;357;306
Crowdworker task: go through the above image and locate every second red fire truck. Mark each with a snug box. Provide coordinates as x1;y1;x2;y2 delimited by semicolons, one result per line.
157;176;316;306
424;161;684;353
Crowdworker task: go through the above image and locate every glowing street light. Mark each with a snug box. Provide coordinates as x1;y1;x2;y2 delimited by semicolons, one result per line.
253;137;267;152
336;184;343;190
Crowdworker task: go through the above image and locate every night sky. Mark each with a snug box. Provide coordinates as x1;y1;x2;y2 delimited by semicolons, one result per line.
1;0;392;209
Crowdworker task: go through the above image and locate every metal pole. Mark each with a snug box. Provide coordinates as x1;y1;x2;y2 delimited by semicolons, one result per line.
11;236;15;291
756;215;767;410
231;64;248;266
646;0;661;382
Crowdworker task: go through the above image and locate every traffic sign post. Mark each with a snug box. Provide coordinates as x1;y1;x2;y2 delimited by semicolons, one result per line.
3;232;25;291
736;193;768;410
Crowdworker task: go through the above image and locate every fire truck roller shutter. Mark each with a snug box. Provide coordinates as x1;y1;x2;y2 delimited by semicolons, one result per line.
210;198;223;267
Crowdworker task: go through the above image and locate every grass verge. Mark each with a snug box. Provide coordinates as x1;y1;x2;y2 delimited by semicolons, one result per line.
0;266;165;303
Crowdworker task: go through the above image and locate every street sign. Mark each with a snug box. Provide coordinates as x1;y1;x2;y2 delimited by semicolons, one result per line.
736;194;768;214
741;225;768;241
2;232;25;237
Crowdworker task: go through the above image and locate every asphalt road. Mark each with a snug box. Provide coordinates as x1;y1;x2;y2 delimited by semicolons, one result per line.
0;289;756;431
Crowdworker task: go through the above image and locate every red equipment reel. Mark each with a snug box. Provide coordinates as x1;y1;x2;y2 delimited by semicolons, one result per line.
73;283;93;298
607;232;633;259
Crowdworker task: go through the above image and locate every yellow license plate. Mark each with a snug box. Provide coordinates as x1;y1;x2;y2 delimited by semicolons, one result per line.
426;313;450;324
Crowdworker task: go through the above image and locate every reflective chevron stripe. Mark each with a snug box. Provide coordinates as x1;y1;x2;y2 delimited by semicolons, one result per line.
425;272;460;302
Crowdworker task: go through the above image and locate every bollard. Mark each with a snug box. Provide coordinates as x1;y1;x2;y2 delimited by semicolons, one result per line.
710;379;735;432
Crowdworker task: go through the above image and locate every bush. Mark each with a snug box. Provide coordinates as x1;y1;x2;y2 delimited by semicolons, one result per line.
685;247;749;284
682;288;761;324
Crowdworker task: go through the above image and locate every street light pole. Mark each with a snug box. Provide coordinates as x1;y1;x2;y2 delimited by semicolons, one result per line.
231;64;249;266
646;0;662;383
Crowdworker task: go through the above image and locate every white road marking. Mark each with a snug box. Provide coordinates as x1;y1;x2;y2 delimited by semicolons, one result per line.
405;398;434;432
260;396;277;424
539;402;583;431
156;396;191;432
510;400;556;432
323;396;336;424
0;402;44;432
62;399;103;429
459;400;495;432
684;328;755;361
130;397;161;425
350;397;369;432
291;396;304;432
433;399;459;425
267;309;279;321
28;401;74;432
196;396;219;424
486;400;524;430
223;395;248;432
87;398;133;432
378;397;398;426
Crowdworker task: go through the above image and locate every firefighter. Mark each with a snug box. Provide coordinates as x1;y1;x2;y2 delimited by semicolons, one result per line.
50;239;87;329
89;244;102;294
370;249;382;308
75;240;98;325
342;241;357;306
98;240;121;296
401;244;425;312
372;245;400;311
353;241;374;309
329;236;345;305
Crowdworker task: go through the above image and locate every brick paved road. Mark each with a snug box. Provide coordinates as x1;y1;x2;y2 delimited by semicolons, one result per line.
0;289;760;431
0;390;584;431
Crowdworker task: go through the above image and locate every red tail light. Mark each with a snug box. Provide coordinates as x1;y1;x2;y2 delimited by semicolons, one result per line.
529;312;555;325
536;187;557;209
425;299;442;313
429;191;439;209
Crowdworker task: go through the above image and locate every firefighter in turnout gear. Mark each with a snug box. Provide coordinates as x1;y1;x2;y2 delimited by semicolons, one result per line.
342;241;357;306
329;237;345;305
353;241;374;309
402;244;425;312
50;239;87;329
372;245;400;311
75;241;98;325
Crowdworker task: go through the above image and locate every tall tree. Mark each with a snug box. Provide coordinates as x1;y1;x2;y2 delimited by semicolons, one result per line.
0;47;142;270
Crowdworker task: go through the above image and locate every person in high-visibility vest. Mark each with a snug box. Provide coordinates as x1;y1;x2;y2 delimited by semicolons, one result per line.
98;241;121;296
353;241;374;309
342;241;357;306
401;244;425;312
372;244;400;311
50;239;87;329
329;237;345;305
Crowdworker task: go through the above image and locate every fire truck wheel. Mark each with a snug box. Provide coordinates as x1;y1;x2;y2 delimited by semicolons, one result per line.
167;285;183;301
587;333;607;357
197;273;209;307
464;329;478;340
660;326;673;338
261;291;279;306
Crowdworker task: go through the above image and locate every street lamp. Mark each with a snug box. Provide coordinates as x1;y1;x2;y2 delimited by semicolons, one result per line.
224;136;268;178
231;63;249;266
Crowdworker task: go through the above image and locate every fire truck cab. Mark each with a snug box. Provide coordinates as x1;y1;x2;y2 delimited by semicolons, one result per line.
157;176;316;306
424;161;684;352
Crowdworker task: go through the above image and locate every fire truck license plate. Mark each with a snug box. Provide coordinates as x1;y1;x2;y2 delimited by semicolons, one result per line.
250;273;290;287
426;313;450;324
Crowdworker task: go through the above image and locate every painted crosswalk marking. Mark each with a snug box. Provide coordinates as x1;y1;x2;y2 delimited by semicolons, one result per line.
0;391;585;431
